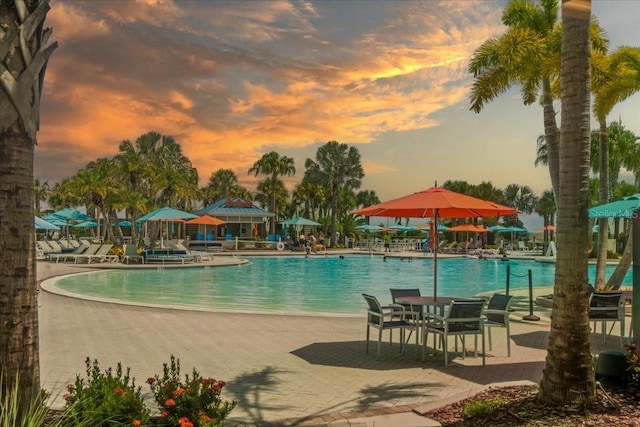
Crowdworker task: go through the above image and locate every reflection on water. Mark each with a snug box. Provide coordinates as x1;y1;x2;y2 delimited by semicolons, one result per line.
50;256;632;315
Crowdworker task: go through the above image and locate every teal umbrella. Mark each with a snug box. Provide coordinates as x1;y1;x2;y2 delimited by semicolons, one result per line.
589;193;640;344
73;220;100;228
136;207;198;222
356;224;384;231
44;208;93;222
280;217;321;226
35;216;60;231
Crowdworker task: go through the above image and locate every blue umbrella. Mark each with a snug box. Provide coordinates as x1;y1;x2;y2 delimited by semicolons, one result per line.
388;225;415;231
136;207;198;223
356;224;384;231
72;220;100;228
119;220;132;227
44;207;93;222
35;216;60;231
280;217;321;226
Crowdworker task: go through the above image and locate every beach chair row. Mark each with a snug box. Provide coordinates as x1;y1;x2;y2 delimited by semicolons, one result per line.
45;242;119;264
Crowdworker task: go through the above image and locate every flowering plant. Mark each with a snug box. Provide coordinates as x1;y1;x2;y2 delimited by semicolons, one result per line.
63;357;149;426
147;355;236;426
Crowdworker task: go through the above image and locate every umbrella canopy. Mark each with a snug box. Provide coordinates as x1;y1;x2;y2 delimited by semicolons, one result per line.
447;224;488;233
352;186;518;299
588;193;640;218
184;215;226;226
353;186;517;219
388;225;415;231
44;207;93;222
537;225;556;231
72;220;100;228
118;220;132;227
279;217;321;226
356;224;384;231
589;193;640;343
136;207;198;223
35;216;60;231
416;223;449;231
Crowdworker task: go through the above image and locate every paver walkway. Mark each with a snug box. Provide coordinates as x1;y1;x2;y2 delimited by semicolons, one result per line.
36;257;627;426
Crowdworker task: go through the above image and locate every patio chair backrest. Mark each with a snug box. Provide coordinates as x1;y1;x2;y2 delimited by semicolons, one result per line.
124;244;140;256
362;294;383;324
390;288;423;315
446;300;485;332
486;293;513;325
589;292;623;319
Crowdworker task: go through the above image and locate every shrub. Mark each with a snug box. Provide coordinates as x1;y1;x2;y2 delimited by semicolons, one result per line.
625;343;640;397
462;397;508;418
63;357;149;426
147;355;235;426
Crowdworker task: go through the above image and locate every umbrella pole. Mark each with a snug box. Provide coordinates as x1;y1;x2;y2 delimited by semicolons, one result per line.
433;210;439;300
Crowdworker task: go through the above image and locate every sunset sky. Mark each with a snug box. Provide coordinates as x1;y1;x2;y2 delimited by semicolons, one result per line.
36;0;640;227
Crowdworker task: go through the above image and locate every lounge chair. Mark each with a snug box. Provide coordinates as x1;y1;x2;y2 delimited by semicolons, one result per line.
517;241;528;251
47;240;64;253
80;243;118;263
47;242;90;263
37;241;57;254
121;244;144;264
59;243;102;263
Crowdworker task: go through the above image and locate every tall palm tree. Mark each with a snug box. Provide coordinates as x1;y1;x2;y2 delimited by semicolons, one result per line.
538;0;594;404
591;46;640;288
469;0;607;200
305;141;364;247
0;0;57;409
248;151;296;235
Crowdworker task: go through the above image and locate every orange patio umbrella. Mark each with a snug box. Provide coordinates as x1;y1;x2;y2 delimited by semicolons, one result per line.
185;215;226;242
352;186;518;298
447;224;489;233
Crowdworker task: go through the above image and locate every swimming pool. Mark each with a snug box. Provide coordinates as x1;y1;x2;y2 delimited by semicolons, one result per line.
46;256;633;316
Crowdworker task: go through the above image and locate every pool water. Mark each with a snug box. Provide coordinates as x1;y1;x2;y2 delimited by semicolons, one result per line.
49;256;633;316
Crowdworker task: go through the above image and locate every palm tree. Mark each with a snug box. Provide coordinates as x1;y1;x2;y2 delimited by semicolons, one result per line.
535;189;556;253
248;151;296;236
34;178;50;215
538;0;594;404
0;0;57;409
469;0;607;200
305;141;364;247
591;46;640;288
202;169;244;205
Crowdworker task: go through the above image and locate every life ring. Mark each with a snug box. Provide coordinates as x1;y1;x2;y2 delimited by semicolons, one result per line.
276;242;285;251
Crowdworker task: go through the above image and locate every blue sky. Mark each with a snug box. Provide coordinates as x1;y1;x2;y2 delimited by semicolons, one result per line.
36;1;640;229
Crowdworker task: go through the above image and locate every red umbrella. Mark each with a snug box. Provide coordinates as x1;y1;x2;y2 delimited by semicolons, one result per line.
352;186;518;298
447;224;489;232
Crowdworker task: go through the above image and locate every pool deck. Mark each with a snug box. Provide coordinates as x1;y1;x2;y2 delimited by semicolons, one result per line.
37;251;628;426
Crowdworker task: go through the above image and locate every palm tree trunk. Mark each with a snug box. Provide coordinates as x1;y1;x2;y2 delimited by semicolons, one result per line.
0;134;40;404
542;78;561;200
595;121;609;289
539;0;595;404
607;230;632;290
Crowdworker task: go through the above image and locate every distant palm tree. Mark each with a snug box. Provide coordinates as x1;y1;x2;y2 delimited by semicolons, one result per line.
248;151;296;235
305;141;364;247
34;178;50;215
202;169;245;205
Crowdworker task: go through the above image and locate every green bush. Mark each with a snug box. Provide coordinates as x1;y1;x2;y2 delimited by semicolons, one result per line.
147;355;235;427
625;344;640;397
63;357;149;426
462;398;508;418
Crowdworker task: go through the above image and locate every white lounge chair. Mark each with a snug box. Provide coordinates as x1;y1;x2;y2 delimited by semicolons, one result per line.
77;244;118;263
47;242;90;263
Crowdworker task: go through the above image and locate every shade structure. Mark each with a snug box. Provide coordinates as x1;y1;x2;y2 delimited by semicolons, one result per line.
416;223;449;231
72;220;100;228
35;216;60;231
184;215;226;226
118;220;132;227
447;224;488;233
589;193;640;343
280;217;321;226
352;186;518;299
43;207;93;222
388;225;415;231
537;225;556;231
136;207;198;223
356;224;384;231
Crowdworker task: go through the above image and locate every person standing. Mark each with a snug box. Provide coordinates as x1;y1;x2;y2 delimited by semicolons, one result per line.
383;233;391;252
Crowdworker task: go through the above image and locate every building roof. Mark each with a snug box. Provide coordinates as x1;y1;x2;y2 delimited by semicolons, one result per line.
194;198;274;222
